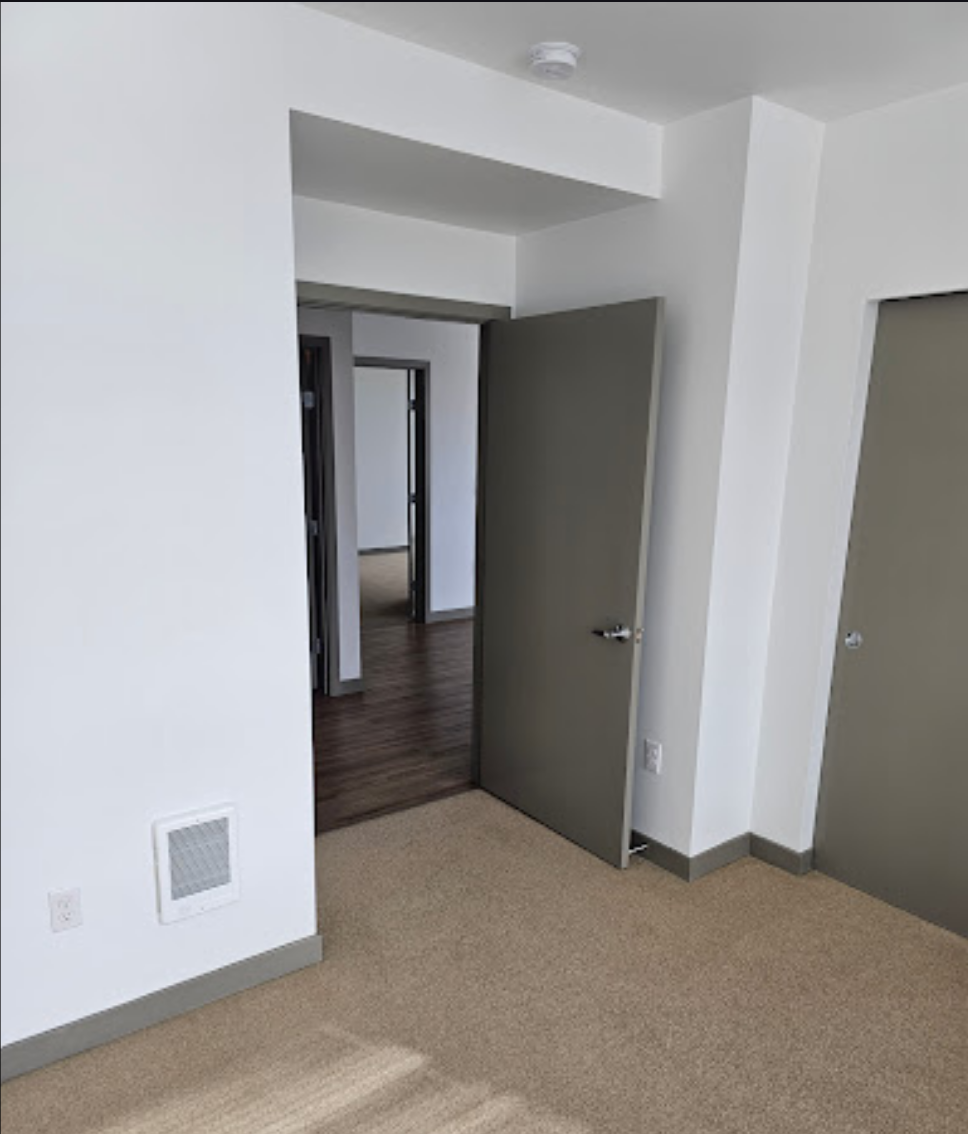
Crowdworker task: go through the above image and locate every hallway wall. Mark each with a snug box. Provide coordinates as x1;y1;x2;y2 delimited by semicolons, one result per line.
352;313;479;617
354;368;410;552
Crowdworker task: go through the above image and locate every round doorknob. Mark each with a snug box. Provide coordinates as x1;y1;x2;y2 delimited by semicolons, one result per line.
844;630;864;650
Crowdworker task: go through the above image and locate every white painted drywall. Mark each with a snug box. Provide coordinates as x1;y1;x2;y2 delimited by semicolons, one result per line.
516;98;831;856
296;307;362;684
690;101;824;854
1;0;657;1050
753;85;968;853
1;3;316;1045
516;99;756;854
293;196;515;307
282;5;661;198
354;369;410;551
352;314;479;615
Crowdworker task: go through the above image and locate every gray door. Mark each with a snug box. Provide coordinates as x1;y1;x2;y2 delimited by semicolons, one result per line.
478;299;663;867
815;292;968;937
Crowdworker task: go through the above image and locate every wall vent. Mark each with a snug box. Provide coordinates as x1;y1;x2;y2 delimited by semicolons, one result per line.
153;806;239;924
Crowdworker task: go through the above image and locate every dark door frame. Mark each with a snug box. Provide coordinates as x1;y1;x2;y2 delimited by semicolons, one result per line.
297;288;503;781
298;335;341;696
354;355;431;625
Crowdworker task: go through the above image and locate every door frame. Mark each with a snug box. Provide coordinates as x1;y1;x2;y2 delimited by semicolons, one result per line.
297;285;508;708
297;284;506;790
298;334;342;697
354;355;431;625
299;286;663;853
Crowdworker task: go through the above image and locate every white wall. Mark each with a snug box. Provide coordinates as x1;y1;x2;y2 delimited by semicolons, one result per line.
282;5;661;198
690;102;823;853
353;314;480;615
294;196;515;308
753;85;968;852
354;369;409;551
517;99;755;853
517;98;830;856
1;3;316;1044
296;308;362;683
0;0;661;1050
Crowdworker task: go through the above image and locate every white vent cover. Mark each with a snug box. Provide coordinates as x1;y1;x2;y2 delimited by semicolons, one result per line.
153;806;239;924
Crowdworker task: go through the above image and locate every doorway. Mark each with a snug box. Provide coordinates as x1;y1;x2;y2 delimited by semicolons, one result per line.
296;289;665;868
300;309;481;832
298;336;338;694
354;357;430;625
814;291;967;936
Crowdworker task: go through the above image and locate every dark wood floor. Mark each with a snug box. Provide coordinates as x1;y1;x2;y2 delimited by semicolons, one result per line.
313;552;475;832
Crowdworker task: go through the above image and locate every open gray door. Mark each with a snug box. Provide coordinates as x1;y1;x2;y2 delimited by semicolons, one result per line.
478;299;663;867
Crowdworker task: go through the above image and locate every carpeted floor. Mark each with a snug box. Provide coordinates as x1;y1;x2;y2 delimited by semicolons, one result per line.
3;791;966;1133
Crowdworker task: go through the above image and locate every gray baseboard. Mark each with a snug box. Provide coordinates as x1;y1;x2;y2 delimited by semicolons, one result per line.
632;830;689;879
359;545;408;556
750;834;814;876
632;830;813;882
1;933;323;1083
637;832;751;881
328;675;364;697
426;606;475;624
688;833;751;880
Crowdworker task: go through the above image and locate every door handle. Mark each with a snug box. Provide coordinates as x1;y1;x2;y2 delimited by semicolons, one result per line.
593;624;632;642
844;630;864;650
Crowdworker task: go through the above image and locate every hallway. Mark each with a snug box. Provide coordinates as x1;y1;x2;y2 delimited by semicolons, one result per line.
313;551;474;831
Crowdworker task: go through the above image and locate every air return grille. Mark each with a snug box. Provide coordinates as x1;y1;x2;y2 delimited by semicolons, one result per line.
153;806;239;923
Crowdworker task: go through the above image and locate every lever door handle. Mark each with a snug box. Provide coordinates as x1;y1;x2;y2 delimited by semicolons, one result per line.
593;624;632;642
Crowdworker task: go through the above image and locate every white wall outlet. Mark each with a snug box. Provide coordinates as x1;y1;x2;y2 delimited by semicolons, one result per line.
644;738;663;775
48;888;83;932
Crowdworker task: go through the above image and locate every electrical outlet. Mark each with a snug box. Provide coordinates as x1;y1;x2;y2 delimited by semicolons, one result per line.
48;888;83;933
644;738;663;775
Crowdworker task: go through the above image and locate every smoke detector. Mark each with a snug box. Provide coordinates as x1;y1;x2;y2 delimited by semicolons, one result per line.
528;42;581;81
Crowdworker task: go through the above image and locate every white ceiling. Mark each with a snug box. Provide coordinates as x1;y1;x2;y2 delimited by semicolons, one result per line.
302;2;968;123
289;112;646;235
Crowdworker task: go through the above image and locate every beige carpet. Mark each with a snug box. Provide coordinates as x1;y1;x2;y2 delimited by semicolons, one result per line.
3;791;966;1134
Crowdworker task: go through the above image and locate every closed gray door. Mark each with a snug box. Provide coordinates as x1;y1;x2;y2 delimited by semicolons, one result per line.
478;300;663;867
815;292;968;936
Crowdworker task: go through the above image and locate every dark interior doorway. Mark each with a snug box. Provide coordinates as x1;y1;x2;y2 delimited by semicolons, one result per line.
298;336;338;693
298;325;477;834
354;357;430;624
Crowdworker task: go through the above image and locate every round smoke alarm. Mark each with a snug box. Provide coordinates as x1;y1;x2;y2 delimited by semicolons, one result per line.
528;42;582;81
